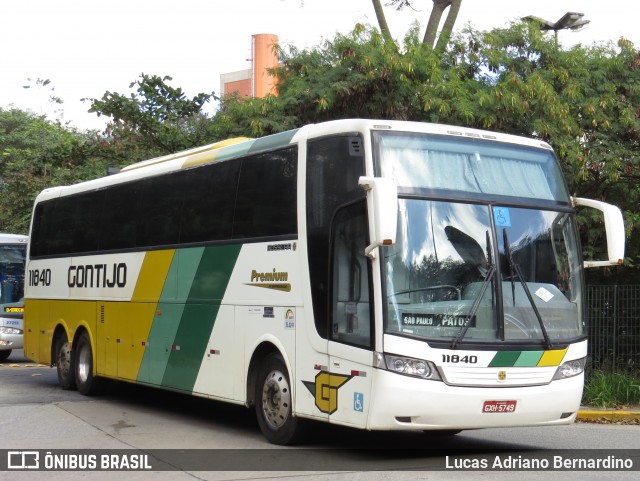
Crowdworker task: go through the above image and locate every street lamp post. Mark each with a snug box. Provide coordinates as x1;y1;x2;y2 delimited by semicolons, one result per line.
523;11;590;47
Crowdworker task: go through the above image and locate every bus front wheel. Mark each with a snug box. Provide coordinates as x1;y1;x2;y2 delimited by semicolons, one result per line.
54;334;75;390
74;331;102;396
254;353;302;445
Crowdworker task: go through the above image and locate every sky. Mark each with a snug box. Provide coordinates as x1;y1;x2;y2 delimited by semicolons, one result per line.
2;0;638;131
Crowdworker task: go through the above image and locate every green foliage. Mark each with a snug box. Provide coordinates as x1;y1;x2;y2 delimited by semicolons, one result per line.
88;74;218;156
583;371;640;408
2;22;640;284
0;108;79;233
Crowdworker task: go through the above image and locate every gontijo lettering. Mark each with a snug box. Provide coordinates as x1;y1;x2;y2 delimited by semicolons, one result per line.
68;263;127;288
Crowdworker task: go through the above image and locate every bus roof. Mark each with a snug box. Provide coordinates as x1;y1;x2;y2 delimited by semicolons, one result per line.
0;233;28;244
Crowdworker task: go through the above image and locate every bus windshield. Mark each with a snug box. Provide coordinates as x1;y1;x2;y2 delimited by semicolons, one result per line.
374;131;570;202
0;244;26;306
376;132;583;345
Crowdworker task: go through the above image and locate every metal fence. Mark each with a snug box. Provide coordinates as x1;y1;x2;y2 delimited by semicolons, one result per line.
587;285;640;373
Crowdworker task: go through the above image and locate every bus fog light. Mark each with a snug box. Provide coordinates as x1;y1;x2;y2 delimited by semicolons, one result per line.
553;358;586;380
384;354;441;380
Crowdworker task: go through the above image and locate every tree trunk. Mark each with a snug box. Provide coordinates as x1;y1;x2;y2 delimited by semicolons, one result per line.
371;0;393;42
435;0;462;51
423;0;452;48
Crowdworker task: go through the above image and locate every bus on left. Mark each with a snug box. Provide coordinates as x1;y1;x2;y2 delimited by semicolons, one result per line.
0;233;28;361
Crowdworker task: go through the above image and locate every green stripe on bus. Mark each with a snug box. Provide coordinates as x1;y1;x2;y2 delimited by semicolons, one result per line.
489;350;558;367
161;244;242;392
247;129;299;153
212;140;256;162
514;351;544;367
488;351;521;367
137;248;202;384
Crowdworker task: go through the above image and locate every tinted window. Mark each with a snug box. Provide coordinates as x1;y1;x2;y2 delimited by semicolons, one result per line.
306;135;365;338
30;146;299;258
29;203;51;257
233;147;297;238
137;173;184;247
180;161;239;243
100;182;139;251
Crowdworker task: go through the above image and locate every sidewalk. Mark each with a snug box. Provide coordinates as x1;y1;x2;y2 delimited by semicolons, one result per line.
577;406;640;424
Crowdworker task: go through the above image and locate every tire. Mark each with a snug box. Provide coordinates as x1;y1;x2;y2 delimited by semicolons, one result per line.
0;350;11;361
254;353;302;445
54;334;76;390
74;331;102;396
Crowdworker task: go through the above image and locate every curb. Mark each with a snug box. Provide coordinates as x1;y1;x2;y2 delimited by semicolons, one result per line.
577;408;640;423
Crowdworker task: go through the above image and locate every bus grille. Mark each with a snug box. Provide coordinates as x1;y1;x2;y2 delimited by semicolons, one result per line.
439;366;557;387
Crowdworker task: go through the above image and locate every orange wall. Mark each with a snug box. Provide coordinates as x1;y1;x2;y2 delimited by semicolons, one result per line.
222;34;279;98
252;34;279;98
225;79;252;98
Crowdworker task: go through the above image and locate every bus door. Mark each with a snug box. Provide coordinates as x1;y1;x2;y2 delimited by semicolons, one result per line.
327;200;374;428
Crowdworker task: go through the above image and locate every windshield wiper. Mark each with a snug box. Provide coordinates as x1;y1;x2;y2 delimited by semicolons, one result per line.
451;230;493;349
450;265;495;349
502;229;553;349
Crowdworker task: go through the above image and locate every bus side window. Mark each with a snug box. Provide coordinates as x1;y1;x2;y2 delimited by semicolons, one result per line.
330;201;373;349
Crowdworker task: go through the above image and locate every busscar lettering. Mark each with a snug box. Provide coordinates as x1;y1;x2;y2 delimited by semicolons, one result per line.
68;263;127;288
267;243;292;252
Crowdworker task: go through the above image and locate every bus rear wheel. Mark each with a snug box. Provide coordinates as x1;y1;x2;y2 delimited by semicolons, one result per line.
254;353;302;445
54;334;75;390
74;331;102;396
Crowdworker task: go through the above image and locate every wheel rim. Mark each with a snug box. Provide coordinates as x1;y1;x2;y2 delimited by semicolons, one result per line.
261;369;291;429
76;340;91;384
57;341;71;378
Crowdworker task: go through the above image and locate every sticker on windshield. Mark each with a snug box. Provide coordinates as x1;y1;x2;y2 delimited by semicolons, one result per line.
493;207;511;227
535;287;554;303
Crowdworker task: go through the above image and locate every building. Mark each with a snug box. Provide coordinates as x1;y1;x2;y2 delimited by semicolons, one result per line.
220;34;279;99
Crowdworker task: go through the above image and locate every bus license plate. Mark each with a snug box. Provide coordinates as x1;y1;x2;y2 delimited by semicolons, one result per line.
482;400;517;413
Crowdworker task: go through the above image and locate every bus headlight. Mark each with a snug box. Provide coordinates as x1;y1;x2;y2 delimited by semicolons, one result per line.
384;354;441;380
553;357;586;380
0;327;22;335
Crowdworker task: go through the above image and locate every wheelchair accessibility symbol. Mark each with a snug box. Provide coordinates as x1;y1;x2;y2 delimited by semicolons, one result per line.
493;207;511;227
354;392;364;412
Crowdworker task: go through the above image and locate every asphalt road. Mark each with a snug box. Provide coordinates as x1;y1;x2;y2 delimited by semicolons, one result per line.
0;350;638;480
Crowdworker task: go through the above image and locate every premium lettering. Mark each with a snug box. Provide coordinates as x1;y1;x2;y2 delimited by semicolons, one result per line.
251;269;288;282
68;263;127;288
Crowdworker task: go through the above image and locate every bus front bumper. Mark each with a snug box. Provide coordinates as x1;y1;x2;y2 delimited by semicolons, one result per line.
367;369;583;431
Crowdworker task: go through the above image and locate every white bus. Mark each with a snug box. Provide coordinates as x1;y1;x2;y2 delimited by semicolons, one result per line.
0;233;28;361
24;119;624;444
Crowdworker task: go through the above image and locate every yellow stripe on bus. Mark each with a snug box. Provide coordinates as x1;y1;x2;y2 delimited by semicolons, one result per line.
131;250;175;302
181;137;252;168
537;348;568;367
111;249;175;381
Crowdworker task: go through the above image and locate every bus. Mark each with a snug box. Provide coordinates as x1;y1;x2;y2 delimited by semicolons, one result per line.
24;119;625;444
0;233;28;361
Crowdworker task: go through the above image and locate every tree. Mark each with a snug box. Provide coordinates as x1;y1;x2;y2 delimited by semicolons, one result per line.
88;74;218;156
217;23;640;281
371;0;462;50
0;108;88;233
464;25;640;281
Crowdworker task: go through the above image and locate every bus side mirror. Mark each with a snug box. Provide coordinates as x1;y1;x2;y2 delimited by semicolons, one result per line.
572;197;625;268
359;176;398;259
